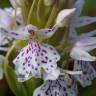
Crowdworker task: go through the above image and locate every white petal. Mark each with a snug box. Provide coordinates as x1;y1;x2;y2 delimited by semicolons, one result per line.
43;68;60;81
73;0;85;17
76;37;96;47
75;16;96;27
70;47;96;61
56;8;76;27
13;42;60;82
0;9;13;30
0;26;29;40
75;37;96;51
33;77;77;96
39;25;58;38
74;60;96;87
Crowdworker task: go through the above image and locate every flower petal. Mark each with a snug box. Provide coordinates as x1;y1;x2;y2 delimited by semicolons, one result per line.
75;16;96;27
75;37;96;51
0;9;13;30
39;25;58;38
73;0;84;17
43;68;60;81
0;26;29;40
33;77;77;96
74;60;96;87
56;8;76;27
70;47;96;61
13;42;60;82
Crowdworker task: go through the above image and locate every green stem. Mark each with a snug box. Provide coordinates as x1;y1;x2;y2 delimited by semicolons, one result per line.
45;2;58;28
36;0;42;23
6;41;17;60
27;0;38;24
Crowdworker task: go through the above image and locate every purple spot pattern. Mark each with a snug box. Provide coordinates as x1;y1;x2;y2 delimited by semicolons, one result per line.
74;60;96;87
34;77;77;96
13;42;60;81
41;25;58;38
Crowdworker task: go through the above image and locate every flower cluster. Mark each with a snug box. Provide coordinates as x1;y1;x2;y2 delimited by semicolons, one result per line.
0;0;96;96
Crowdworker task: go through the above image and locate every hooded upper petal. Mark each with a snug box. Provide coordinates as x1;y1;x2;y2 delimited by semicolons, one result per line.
56;8;76;27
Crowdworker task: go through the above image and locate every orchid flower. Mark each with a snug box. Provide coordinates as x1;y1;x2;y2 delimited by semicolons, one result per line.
0;24;61;82
69;0;96;38
73;60;96;87
33;76;78;96
70;36;96;61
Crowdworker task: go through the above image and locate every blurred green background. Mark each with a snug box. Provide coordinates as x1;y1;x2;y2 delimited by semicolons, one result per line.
0;0;96;96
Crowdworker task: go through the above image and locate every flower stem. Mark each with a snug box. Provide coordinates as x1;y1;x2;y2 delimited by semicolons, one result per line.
45;1;58;28
27;0;38;24
6;41;17;59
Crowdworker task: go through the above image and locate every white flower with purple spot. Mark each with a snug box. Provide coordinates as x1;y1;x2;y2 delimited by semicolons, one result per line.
1;24;61;82
13;42;60;82
73;60;96;87
33;76;78;96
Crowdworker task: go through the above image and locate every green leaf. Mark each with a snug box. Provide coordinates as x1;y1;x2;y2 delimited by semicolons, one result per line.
79;80;96;96
4;65;28;96
25;78;43;96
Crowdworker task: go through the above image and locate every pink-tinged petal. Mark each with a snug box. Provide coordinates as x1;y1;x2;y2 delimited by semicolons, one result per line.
73;0;84;17
56;8;76;27
76;37;96;47
33;77;77;96
75;37;96;52
74;60;96;87
75;16;96;27
39;25;58;38
70;47;96;61
13;42;60;82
